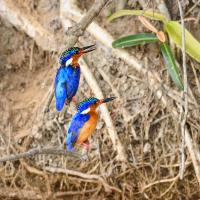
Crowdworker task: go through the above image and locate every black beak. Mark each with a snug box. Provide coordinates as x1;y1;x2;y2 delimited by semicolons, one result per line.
102;97;117;103
82;44;96;53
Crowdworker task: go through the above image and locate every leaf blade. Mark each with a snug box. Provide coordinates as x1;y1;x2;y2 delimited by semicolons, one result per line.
160;42;183;90
165;21;200;63
112;33;158;48
108;9;167;22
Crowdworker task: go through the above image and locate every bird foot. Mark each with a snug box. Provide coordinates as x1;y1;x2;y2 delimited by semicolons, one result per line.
72;96;78;106
81;142;90;150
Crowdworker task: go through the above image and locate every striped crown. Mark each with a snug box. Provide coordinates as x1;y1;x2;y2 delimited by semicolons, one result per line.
59;47;80;65
77;97;99;112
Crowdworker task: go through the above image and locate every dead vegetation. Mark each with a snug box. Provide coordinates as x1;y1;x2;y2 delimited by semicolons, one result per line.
0;0;200;199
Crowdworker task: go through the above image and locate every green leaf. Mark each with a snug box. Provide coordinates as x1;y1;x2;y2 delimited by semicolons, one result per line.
165;21;200;63
160;42;183;90
108;9;168;23
112;33;158;48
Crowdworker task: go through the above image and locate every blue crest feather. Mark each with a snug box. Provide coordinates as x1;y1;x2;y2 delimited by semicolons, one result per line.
77;97;98;112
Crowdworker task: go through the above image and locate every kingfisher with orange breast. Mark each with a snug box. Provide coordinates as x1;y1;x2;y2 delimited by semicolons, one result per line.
66;97;116;151
54;45;96;111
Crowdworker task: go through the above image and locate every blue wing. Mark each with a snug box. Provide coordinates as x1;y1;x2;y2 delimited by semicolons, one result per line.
54;66;80;111
55;81;68;111
54;67;68;111
66;113;90;151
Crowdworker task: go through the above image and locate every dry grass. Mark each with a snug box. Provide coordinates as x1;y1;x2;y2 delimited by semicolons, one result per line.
0;0;200;199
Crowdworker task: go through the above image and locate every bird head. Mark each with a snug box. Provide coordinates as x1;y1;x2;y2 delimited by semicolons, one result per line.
77;97;116;114
59;45;96;67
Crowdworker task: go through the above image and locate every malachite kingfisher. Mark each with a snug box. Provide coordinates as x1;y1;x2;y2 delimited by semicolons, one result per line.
54;45;96;111
66;96;116;151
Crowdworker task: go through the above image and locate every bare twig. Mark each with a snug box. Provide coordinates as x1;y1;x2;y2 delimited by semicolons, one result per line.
45;166;121;193
141;175;179;192
0;148;84;162
185;0;200;16
29;40;34;71
79;58;127;162
21;161;51;195
178;0;188;180
54;189;98;197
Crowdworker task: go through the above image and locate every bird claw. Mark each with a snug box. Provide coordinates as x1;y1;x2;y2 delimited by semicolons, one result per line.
81;142;90;150
72;96;77;105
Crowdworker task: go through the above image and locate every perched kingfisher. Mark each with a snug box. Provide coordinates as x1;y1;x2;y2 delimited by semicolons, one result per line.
54;45;96;111
66;97;116;151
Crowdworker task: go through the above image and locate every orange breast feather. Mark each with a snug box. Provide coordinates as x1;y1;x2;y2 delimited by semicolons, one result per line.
75;112;98;145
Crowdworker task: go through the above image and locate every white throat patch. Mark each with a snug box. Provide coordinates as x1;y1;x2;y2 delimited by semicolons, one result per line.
80;107;91;114
65;58;73;67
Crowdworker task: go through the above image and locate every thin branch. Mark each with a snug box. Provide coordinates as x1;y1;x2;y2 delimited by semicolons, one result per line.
45;166;122;193
79;58;127;162
0;148;85;162
178;0;188;180
54;189;98;197
141;175;179;192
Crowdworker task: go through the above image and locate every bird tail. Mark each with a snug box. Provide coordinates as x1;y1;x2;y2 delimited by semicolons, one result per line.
56;98;65;111
66;143;74;151
66;131;74;151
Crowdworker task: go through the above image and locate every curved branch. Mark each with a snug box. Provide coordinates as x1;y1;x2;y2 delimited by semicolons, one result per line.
0;148;84;162
80;58;127;162
45;166;121;193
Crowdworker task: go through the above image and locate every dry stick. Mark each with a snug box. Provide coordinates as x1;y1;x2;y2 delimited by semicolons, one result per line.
45;166;121;193
0;148;84;162
178;0;188;180
55;189;98;197
21;161;51;194
185;0;200;16
141;175;179;192
79;58;127;162
62;4;200;184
